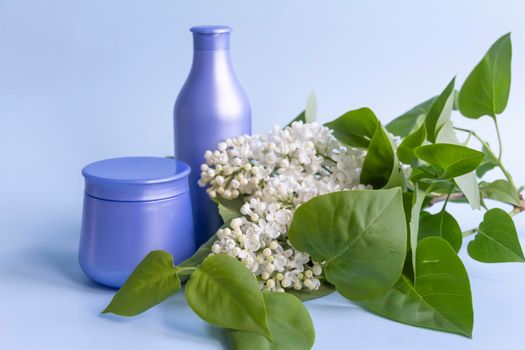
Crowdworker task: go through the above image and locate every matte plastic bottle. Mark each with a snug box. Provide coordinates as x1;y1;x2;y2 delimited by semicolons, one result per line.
174;25;251;247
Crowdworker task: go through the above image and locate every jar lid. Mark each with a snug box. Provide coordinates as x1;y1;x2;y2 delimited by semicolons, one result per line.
82;157;191;202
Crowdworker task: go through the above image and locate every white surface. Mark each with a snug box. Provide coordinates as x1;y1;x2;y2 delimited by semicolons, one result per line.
2;1;525;349
1;203;524;349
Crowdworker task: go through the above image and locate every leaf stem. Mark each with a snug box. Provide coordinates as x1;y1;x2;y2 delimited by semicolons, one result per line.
440;186;454;213
493;117;503;160
176;266;197;278
453;126;517;189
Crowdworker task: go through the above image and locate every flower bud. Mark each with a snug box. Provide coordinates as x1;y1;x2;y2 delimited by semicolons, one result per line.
293;281;302;290
266;279;276;289
312;264;322;276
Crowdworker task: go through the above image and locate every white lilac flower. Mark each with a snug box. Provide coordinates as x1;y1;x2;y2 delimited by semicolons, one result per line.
200;121;368;292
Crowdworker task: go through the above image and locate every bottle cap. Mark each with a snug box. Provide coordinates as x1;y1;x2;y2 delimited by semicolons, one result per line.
191;25;232;50
82;157;191;202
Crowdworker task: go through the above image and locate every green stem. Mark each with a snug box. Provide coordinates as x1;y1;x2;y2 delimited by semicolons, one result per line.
493;117;503;160
454;126;517;189
176;266;197;278
462;228;477;238
440;186;453;213
464;130;474;145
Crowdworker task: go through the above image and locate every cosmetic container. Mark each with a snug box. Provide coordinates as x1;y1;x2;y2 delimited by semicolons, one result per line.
79;157;194;288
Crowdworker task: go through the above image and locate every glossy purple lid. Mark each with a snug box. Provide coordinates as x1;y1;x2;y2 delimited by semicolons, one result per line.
82;157;191;202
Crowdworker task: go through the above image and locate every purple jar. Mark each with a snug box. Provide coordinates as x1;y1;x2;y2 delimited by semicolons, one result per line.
79;157;195;288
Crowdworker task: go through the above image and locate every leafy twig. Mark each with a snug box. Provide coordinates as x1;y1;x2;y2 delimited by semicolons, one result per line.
454;126;517;189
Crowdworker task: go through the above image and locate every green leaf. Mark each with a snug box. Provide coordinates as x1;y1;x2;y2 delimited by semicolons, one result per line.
386;97;436;137
397;123;427;164
287;281;335;301
286;93;317;127
425;78;455;142
476;145;499;177
402;192;415;279
218;203;241;226
324;107;379;148
304;93;317;123
435;121;481;209
228;292;315;350
288;110;305;127
417;179;457;195
179;233;216;269
419;211;462;252
409;165;438;182
468;208;524;263
480;179;520;206
454;172;482;210
364;237;473;337
459;33;512;118
185;254;272;340
213;197;245;217
414;143;485;179
434;120;457;144
409;187;426;272
361;125;404;189
288;189;407;301
453;89;460;110
102;251;181;316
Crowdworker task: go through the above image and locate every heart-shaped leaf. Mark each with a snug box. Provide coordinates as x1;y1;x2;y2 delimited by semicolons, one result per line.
459;33;512;118
361;125;404;189
288;189;407;301
468;208;524;263
386;97;436;137
398;123;427;164
102;250;181;316
414;143;485;179
324;107;379;148
186;254;272;340
425;78;455;142
419;211;462;252
479;179;520;206
364;237;473;337
228;292;315;350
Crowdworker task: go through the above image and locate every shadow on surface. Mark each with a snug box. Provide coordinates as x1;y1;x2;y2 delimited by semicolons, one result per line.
159;292;230;349
4;220;114;294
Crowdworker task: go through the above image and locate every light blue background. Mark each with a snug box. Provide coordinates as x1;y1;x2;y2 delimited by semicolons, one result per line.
1;1;525;349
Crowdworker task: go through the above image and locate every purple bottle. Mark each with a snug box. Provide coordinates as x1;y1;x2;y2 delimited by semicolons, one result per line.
174;25;251;246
